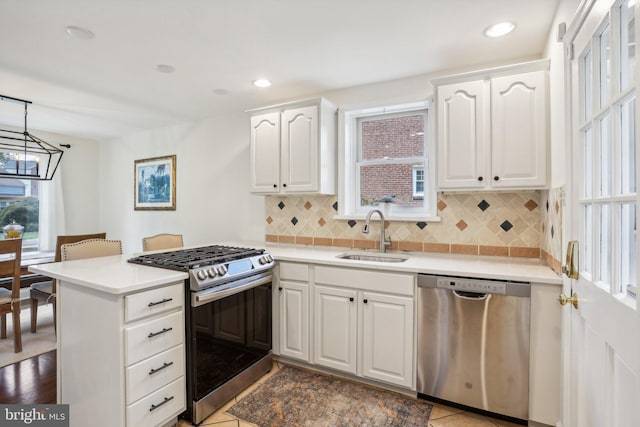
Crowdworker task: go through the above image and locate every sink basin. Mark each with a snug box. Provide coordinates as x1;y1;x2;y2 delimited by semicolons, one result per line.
336;252;409;263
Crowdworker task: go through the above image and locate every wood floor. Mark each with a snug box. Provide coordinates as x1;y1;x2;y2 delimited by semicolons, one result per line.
0;350;56;403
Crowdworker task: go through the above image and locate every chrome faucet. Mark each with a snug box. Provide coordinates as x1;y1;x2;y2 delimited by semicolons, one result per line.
362;209;391;253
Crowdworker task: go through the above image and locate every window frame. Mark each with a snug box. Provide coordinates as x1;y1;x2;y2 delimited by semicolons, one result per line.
337;100;438;221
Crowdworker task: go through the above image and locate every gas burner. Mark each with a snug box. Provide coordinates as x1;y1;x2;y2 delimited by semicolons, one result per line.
127;244;264;271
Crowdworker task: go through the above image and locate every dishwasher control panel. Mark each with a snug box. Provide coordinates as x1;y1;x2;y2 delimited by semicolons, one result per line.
436;277;506;294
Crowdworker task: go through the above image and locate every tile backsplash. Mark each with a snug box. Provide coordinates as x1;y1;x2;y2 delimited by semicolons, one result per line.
265;191;549;259
541;187;563;273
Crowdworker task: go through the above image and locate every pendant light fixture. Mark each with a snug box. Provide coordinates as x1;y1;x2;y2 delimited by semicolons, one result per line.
0;94;65;180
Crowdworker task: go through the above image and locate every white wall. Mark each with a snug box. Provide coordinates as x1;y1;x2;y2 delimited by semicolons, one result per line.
544;0;581;188
98;112;264;253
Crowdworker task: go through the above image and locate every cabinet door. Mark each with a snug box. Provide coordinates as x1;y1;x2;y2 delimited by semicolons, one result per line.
437;80;488;189
491;70;547;188
278;280;310;361
361;292;414;388
281;105;319;193
250;112;281;193
313;285;357;374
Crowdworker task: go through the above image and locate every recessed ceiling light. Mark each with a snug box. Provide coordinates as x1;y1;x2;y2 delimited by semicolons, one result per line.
484;22;516;38
156;64;176;74
253;79;272;88
65;25;95;40
213;89;229;95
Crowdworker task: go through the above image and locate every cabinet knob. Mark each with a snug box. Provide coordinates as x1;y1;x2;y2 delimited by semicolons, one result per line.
363;299;368;304
273;184;277;188
278;287;283;291
494;176;500;181
283;183;287;187
477;176;483;182
349;297;354;302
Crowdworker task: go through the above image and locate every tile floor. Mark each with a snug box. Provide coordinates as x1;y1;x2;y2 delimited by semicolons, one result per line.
177;361;523;427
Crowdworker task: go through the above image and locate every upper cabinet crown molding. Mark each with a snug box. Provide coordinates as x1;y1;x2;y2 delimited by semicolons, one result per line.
249;97;337;195
433;60;549;191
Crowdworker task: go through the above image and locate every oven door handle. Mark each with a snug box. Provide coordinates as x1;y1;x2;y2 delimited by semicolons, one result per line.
192;273;272;306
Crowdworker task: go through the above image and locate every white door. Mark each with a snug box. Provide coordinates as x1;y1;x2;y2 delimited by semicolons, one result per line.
564;1;639;426
281;105;318;193
361;291;414;388
250;112;280;193
491;70;547;188
436;80;488;189
278;281;309;362
313;285;357;374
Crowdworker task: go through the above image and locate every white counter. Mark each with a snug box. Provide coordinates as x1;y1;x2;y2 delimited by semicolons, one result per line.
28;253;188;295
257;242;562;285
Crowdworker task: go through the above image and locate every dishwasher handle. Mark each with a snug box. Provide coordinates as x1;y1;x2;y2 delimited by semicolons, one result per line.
453;290;488;300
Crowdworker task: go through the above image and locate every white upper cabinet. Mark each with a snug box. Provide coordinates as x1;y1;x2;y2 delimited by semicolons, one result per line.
434;60;549;190
249;98;336;194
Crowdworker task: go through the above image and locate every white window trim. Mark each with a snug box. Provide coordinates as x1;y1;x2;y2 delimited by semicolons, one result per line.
336;100;439;221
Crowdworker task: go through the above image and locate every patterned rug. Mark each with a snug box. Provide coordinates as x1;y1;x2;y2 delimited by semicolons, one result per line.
227;366;432;427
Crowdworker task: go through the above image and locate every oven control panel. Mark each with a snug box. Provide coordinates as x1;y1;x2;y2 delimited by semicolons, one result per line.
190;253;274;290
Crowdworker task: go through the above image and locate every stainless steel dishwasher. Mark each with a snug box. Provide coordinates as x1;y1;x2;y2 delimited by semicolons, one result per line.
417;274;530;423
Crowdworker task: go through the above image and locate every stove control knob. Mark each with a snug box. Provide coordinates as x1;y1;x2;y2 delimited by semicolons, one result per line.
258;256;267;265
266;254;273;263
207;268;217;278
217;265;227;276
196;270;207;281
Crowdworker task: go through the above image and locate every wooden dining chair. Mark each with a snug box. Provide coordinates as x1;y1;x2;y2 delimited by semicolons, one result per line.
30;232;107;333
142;233;183;251
61;239;123;262
0;238;23;353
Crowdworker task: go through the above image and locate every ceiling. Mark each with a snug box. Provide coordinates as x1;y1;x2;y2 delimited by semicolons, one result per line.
0;0;561;141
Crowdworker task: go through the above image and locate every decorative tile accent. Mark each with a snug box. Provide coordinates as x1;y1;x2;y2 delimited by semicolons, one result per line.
479;245;509;256
265;191;543;258
266;216;273;224
541;188;563;270
477;200;490;211
500;220;513;232
291;217;298;225
456;220;468;231
555;200;560;214
524;199;538;211
551;225;555;238
279;235;295;244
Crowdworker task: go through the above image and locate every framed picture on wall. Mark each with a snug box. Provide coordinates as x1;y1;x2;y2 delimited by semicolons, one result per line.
134;155;176;210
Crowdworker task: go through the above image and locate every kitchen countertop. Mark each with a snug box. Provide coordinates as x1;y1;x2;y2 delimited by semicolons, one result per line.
27;241;562;295
254;242;563;285
28;253;188;295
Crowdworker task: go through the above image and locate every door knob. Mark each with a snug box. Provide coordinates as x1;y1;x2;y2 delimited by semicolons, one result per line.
559;292;578;309
563;240;579;279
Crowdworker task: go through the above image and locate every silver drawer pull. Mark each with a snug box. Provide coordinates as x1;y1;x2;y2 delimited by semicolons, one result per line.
147;327;173;338
148;298;173;307
149;396;174;412
148;361;174;376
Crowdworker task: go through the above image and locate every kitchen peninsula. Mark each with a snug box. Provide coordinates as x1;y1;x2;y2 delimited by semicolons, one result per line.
30;244;561;427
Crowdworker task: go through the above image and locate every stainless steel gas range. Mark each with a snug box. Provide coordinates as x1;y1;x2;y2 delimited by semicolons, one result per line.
128;244;275;425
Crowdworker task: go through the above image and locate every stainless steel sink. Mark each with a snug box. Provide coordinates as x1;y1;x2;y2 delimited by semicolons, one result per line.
336;252;409;263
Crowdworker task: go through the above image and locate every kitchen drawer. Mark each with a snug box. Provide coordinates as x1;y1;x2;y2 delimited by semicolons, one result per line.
126;344;185;404
125;311;184;365
126;376;185;427
279;262;308;282
314;266;415;296
125;282;183;323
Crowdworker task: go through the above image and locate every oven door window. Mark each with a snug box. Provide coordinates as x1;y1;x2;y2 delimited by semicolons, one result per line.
192;283;272;400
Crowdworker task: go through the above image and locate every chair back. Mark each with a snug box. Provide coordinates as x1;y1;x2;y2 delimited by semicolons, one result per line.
0;239;22;301
61;239;122;261
55;233;107;262
142;233;184;251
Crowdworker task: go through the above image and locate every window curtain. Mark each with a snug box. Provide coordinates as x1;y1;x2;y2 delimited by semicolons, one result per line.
39;169;66;252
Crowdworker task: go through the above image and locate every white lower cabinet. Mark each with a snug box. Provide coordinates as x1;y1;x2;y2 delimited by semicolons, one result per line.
277;264;416;391
313;285;357;374
361;291;414;388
